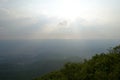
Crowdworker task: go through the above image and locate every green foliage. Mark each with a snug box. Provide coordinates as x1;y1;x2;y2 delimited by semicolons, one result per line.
34;45;120;80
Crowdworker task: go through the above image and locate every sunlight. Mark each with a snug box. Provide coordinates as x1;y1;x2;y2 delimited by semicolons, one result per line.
52;0;82;21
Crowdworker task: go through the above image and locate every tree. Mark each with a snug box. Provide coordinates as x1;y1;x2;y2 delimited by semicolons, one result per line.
34;45;120;80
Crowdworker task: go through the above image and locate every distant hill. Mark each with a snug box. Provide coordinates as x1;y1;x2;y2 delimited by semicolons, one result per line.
34;45;120;80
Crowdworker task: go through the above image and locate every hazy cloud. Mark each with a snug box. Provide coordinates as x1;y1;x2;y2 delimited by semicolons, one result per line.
0;0;120;39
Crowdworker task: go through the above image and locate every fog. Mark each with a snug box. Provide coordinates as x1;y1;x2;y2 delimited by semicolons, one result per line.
0;39;120;80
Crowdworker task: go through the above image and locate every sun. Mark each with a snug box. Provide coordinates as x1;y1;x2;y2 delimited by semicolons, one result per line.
52;0;82;21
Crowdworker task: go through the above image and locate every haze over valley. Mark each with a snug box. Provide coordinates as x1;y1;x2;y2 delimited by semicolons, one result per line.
0;0;120;80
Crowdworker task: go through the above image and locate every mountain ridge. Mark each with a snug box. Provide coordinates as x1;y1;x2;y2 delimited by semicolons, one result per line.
34;45;120;80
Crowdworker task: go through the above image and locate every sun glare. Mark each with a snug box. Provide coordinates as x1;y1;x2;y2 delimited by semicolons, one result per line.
54;0;81;21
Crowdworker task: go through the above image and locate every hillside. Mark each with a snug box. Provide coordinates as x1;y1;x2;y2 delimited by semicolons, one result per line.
34;45;120;80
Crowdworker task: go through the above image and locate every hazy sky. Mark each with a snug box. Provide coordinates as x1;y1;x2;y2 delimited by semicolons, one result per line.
0;0;120;39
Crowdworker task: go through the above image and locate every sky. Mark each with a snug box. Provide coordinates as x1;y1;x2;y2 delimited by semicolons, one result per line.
0;0;120;40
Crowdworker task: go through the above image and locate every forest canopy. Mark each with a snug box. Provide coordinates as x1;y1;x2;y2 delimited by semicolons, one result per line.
34;45;120;80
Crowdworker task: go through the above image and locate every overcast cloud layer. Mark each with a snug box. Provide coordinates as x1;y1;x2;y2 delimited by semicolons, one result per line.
0;0;120;40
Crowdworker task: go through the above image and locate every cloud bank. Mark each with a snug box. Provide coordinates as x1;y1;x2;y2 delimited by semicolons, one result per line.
0;0;120;40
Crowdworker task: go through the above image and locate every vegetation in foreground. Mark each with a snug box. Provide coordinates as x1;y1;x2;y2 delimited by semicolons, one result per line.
34;45;120;80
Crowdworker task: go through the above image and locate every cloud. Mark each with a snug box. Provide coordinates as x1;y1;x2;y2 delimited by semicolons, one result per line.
0;0;120;40
0;7;62;39
0;0;8;3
